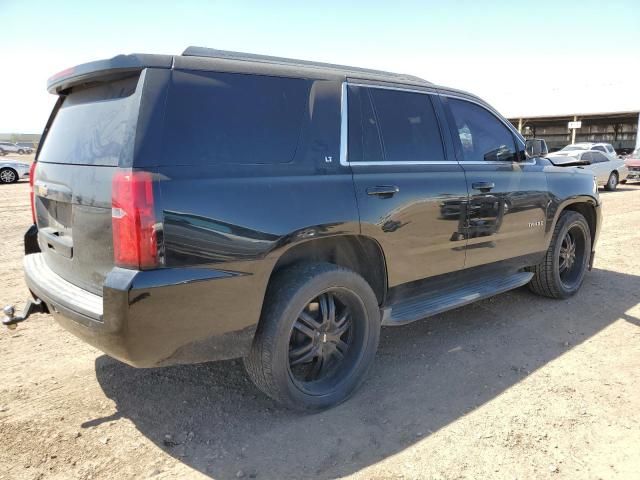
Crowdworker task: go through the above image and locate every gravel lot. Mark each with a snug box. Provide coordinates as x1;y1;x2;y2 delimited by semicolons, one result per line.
1;156;639;479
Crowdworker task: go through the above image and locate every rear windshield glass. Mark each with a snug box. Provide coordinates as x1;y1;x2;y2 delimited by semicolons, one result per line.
162;70;311;165
38;75;141;166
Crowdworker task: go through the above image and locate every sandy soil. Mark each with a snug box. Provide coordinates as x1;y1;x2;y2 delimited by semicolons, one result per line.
1;159;639;479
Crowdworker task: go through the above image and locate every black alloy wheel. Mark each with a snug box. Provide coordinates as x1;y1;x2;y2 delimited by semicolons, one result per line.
557;226;587;290
288;290;356;392
528;210;591;299
244;263;380;410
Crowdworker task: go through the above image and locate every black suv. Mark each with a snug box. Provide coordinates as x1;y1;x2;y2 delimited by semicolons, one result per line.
6;47;601;410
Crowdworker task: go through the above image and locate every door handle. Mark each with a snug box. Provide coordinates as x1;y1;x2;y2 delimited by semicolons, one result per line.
366;185;400;198
472;181;495;192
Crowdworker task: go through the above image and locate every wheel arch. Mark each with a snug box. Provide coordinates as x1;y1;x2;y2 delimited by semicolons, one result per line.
550;197;598;250
267;234;388;306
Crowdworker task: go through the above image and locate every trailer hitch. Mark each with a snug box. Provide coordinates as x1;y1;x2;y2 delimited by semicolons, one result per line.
2;298;46;330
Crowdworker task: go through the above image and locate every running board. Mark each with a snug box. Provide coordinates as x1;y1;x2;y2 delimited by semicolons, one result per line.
382;271;533;326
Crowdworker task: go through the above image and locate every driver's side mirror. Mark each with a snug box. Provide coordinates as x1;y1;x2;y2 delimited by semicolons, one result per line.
525;138;548;158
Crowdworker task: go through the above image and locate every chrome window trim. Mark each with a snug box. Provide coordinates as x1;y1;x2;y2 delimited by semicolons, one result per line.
347;82;437;96
340;82;349;166
462;160;537;166
349;160;461;166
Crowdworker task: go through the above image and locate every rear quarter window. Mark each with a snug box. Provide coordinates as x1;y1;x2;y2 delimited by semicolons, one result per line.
163;71;311;165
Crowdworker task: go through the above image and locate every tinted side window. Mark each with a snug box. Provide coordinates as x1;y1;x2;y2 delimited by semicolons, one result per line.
347;86;384;163
368;88;445;162
592;152;609;163
164;71;311;165
448;98;517;162
593;145;606;152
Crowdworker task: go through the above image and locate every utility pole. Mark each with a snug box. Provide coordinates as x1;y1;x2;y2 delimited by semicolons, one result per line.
571;115;578;144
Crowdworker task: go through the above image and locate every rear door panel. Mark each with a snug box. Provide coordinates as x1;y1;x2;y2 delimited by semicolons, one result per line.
347;85;468;287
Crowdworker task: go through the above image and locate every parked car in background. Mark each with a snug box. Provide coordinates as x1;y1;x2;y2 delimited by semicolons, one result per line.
0;142;18;155
0;160;31;184
0;142;32;155
560;142;618;161
16;142;36;153
547;150;628;190
624;147;640;182
615;147;634;158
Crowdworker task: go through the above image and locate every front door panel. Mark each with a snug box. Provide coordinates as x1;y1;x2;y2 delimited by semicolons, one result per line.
462;161;550;267
442;94;550;268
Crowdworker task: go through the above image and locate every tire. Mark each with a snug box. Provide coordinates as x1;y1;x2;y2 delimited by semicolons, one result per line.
18;149;25;154
244;262;381;411
0;167;18;184
604;172;618;191
528;210;591;299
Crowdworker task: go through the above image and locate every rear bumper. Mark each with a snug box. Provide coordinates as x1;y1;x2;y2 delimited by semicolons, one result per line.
24;253;260;367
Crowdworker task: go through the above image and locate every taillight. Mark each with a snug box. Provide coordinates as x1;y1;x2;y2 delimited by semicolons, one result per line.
29;162;37;224
111;170;159;269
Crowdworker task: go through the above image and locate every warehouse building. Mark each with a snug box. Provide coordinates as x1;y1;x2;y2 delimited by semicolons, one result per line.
508;111;639;153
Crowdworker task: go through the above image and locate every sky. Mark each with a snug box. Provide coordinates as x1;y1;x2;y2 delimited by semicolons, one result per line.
1;0;639;133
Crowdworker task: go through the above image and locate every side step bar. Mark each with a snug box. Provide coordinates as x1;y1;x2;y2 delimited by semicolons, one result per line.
382;271;533;326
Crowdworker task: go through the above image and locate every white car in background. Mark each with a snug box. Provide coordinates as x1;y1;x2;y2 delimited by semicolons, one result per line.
547;150;628;191
559;142;619;161
0;160;31;184
0;142;32;155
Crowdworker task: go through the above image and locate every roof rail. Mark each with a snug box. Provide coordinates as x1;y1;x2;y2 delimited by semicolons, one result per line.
182;46;430;84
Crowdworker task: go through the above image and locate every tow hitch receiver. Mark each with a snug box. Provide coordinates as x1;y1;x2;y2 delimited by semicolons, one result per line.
2;299;46;330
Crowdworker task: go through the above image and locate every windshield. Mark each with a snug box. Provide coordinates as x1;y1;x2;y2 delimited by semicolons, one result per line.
561;144;589;151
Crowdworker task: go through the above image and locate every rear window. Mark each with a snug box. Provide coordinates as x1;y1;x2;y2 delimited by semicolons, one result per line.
38;75;141;166
163;70;311;165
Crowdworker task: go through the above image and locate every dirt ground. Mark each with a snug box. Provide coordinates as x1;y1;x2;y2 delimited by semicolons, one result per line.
1;155;639;480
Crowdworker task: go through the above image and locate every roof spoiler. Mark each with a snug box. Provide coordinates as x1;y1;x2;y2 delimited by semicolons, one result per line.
47;53;173;94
